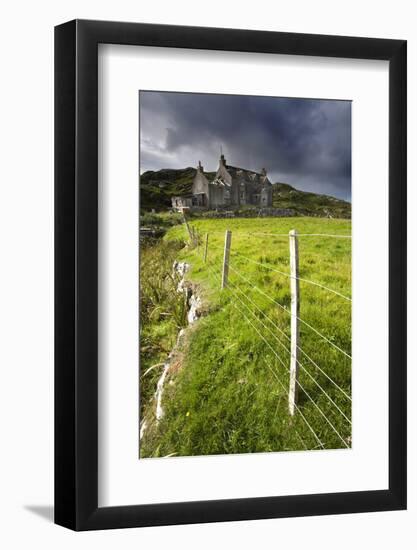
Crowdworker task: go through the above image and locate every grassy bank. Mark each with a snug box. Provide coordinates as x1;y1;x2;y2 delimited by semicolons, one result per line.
139;239;188;424
140;217;351;458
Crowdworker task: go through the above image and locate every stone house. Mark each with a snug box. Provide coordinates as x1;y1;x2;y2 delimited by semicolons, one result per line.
171;196;193;210
171;154;273;210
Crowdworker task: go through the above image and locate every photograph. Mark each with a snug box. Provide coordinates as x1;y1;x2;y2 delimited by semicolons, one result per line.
0;0;409;542
139;91;352;458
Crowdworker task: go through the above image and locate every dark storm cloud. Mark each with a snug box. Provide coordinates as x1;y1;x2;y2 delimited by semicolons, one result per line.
140;91;351;201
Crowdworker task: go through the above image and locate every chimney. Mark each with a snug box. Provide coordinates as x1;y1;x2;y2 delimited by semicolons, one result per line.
197;160;204;172
220;154;226;167
261;167;267;176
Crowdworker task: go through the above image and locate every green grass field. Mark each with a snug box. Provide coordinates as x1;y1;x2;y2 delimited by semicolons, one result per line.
140;216;351;458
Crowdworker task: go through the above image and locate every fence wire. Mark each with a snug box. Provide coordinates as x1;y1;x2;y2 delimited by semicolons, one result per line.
185;223;351;450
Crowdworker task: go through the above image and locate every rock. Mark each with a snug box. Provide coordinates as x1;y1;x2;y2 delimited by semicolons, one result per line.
173;261;189;278
155;363;170;421
187;293;202;324
152;261;203;423
139;419;148;439
174;261;190;293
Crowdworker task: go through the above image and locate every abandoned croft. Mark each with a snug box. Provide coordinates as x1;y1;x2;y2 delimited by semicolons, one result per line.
171;154;273;211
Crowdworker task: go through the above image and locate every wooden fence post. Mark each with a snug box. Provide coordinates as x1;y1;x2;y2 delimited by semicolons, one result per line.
204;233;209;262
288;229;300;416
221;230;232;289
182;209;193;242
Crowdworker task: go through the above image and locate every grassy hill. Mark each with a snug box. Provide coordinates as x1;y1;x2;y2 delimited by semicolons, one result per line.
140;168;351;218
140;167;215;211
272;183;351;218
140;217;352;458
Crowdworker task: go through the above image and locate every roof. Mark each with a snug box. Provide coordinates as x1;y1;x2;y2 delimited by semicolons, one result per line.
193;160;271;187
222;165;271;186
225;165;263;176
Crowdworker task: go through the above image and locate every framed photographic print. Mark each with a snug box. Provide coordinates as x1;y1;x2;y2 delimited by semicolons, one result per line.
55;20;406;530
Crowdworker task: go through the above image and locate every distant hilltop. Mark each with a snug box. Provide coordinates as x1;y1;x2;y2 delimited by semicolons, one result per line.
140;166;351;219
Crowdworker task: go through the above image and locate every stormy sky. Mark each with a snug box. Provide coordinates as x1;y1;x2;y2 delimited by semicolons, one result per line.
140;91;351;201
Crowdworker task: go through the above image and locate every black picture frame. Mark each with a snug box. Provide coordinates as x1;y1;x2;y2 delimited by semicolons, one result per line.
55;19;407;531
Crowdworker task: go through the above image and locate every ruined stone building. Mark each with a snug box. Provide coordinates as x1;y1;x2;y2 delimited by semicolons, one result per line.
171;154;273;210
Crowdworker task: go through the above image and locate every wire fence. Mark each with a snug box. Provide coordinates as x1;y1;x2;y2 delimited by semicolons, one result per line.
185;222;352;450
230;251;351;302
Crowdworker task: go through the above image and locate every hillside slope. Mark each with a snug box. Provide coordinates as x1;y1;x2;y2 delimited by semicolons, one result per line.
140;168;351;218
272;183;351;218
140;217;352;458
140;167;215;210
